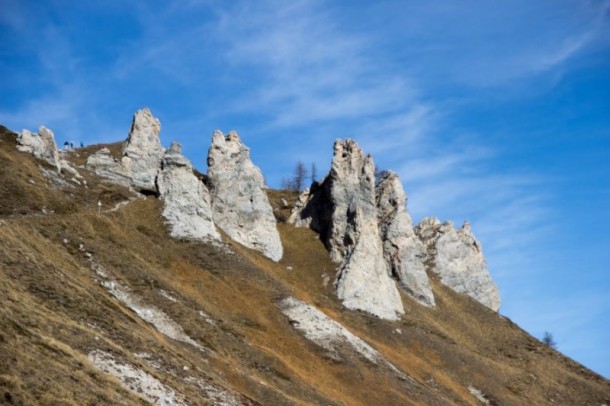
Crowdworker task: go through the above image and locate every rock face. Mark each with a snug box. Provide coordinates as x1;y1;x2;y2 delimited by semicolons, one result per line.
87;108;164;192
291;140;405;320
376;172;435;307
415;218;500;311
121;108;164;191
86;147;132;187
330;140;404;320
207;130;283;262
17;126;61;171
157;142;220;241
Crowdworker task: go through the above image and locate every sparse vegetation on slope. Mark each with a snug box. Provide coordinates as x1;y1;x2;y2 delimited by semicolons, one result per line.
1;126;609;405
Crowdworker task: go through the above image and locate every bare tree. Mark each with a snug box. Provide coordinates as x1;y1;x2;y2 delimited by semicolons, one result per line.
282;161;309;191
294;161;308;191
542;332;557;349
311;163;317;184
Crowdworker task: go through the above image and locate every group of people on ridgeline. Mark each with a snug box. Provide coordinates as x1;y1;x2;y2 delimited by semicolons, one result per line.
63;141;84;150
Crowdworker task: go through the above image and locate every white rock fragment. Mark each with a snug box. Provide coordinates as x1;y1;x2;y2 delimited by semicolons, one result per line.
90;260;203;350
415;218;501;311
207;130;283;261
88;350;186;406
101;279;204;350
468;385;491;405
279;297;384;363
198;310;218;326
157;141;220;241
280;297;406;377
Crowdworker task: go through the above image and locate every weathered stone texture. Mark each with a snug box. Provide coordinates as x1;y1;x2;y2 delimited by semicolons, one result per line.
207;131;283;262
376;172;435;307
157;141;219;241
415;218;500;311
17;126;61;171
86;108;164;192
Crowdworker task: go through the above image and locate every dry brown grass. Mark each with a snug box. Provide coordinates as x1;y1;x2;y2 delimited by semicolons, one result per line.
1;133;608;405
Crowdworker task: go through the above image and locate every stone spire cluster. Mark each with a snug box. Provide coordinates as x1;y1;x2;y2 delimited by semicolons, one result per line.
86;108;283;262
290;139;500;319
20;108;499;320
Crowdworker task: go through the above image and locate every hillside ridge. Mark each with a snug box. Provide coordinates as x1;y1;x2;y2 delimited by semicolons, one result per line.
1;118;608;405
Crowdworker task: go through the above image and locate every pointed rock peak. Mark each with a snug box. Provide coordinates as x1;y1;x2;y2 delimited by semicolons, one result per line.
226;130;241;142
163;141;191;168
292;138;405;319
168;140;182;154
207;130;283;262
331;139;375;185
211;129;225;144
86;108;164;192
123;108;163;157
461;220;472;234
376;171;405;212
38;125;54;140
208;130;253;171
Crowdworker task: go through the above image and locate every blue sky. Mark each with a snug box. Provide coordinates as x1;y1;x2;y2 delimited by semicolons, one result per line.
1;0;609;377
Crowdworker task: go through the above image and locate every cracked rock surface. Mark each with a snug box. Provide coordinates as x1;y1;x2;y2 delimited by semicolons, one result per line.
207;130;283;262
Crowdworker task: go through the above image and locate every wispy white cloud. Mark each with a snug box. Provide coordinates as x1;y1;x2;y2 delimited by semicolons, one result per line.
215;1;424;130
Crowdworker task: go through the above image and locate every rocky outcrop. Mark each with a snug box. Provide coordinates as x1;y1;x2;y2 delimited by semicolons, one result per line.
330;140;404;320
121;108;164;191
87;108;164;192
86;147;133;187
291;140;404;320
157;142;220;241
207;130;283;262
415;218;500;311
376;172;435;307
17;126;61;171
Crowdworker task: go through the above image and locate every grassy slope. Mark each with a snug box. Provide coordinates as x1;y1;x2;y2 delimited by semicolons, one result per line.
1;126;609;405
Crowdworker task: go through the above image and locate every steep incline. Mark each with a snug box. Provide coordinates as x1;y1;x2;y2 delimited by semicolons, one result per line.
1;125;609;405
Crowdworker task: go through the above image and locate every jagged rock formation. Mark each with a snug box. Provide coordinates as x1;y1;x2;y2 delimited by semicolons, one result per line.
376;172;435;307
290;139;503;315
415;217;500;311
87;108;164;192
207;130;283;262
121;108;165;191
17;126;61;171
85;110;284;260
157;142;220;241
290;140;405;320
16;126;83;180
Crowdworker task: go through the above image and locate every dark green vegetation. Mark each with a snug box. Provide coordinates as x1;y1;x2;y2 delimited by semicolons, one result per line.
1;126;609;405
